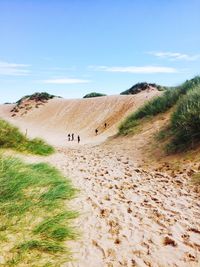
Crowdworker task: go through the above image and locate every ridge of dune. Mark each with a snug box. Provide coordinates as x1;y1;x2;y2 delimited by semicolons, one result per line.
0;90;160;146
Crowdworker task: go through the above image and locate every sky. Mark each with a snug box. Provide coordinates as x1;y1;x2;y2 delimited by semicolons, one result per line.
0;0;200;103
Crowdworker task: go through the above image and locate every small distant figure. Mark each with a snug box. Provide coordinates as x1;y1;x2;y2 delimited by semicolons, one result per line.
25;129;28;137
71;133;74;141
68;134;71;141
77;135;80;144
95;129;98;135
104;122;107;128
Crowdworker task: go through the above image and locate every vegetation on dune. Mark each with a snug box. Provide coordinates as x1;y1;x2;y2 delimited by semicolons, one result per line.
0;119;54;155
120;82;166;95
171;87;200;138
118;118;140;135
119;76;200;136
119;88;179;135
119;75;200;154
165;86;200;152
16;92;59;106
0;109;77;265
0;157;78;266
83;92;107;98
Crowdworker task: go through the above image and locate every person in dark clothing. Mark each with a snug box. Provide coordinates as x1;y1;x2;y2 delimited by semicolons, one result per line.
95;129;98;135
68;134;71;141
71;133;74;141
104;122;107;128
77;135;80;143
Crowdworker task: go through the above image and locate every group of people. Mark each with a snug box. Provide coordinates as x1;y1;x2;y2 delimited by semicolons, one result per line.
68;133;80;143
67;122;107;144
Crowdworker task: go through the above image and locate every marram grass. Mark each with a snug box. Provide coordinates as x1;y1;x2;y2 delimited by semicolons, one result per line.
0;119;54;155
119;76;200;136
168;86;200;151
119;76;200;153
0;156;78;266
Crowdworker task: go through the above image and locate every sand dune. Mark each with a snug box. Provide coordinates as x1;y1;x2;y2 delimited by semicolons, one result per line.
1;90;199;266
0;90;160;146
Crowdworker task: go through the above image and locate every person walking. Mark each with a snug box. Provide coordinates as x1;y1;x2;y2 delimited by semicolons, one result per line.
77;135;80;144
71;133;74;141
68;133;71;141
95;129;98;135
104;122;107;128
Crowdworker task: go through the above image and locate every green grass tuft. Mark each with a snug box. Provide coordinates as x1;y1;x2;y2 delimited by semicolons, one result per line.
167;86;200;151
34;212;78;241
0;119;54;155
119;118;139;135
18;240;65;252
0;156;78;266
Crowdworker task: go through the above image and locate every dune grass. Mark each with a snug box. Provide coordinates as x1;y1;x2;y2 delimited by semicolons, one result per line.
155;85;200;152
119;89;179;135
119;76;200;135
0;116;78;265
0;156;78;266
166;86;200;152
0;119;54;155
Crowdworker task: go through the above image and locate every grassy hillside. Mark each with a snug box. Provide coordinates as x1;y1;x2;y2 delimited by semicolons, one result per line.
119;76;200;153
0;157;77;266
83;92;106;98
0;119;54;155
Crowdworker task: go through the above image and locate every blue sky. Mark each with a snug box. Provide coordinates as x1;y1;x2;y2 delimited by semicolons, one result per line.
0;0;200;103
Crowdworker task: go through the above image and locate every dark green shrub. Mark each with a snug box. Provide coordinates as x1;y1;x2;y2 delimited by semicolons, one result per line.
16;92;58;105
83;92;106;98
120;82;166;95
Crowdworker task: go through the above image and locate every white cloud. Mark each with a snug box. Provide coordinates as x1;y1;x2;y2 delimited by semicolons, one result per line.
148;51;200;61
0;61;30;76
91;65;177;74
43;78;91;84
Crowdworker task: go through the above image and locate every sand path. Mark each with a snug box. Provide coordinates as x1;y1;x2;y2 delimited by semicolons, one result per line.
19;144;200;267
1;93;199;266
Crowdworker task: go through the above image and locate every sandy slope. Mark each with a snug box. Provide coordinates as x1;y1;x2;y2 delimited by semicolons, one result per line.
0;91;200;266
62;146;200;267
0;90;159;146
17;145;200;267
